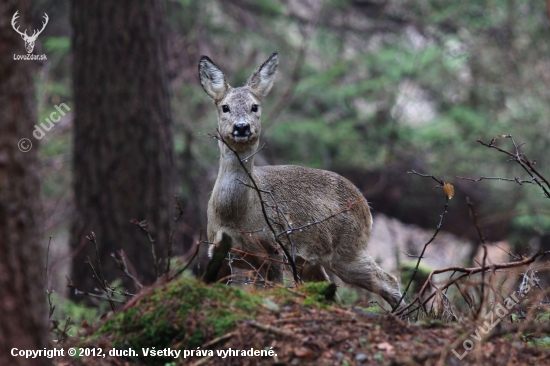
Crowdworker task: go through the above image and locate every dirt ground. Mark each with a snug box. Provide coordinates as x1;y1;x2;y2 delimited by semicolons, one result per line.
174;302;550;365
53;277;550;366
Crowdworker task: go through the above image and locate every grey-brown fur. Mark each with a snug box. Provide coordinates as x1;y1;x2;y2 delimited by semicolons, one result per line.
199;53;403;308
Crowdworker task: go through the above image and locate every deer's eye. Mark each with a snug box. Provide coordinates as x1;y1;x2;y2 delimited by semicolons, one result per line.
251;105;259;113
222;105;230;113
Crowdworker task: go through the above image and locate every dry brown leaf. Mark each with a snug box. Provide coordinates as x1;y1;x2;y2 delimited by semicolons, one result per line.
294;346;314;358
443;183;454;199
377;341;395;355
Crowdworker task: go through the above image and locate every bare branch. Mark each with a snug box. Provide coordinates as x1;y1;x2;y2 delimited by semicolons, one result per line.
111;250;144;292
458;135;550;198
395;250;544;317
131;219;159;278
407;169;445;186
214;130;300;283
466;197;488;318
393;172;451;313
170;229;203;281
44;236;52;287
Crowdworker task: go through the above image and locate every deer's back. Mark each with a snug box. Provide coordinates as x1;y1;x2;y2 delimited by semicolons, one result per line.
252;165;372;260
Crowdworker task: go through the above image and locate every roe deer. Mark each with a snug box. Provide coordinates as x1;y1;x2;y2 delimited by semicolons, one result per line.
199;52;403;308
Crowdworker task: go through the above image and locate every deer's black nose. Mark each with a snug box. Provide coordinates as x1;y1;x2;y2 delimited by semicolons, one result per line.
233;122;250;137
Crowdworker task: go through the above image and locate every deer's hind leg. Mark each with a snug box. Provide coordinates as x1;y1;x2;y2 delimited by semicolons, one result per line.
330;250;402;309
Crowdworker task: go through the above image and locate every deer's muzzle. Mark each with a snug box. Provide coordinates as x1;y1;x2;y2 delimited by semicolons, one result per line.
233;122;251;139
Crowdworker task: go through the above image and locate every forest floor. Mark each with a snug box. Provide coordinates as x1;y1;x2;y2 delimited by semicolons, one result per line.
54;277;550;366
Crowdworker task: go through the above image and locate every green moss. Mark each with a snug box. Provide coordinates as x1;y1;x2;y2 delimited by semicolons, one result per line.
79;277;338;365
84;278;263;365
302;281;338;302
400;261;435;295
363;306;382;314
528;336;550;349
536;311;550;323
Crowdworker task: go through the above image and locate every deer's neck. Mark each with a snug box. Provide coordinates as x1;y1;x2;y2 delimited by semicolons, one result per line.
212;143;257;220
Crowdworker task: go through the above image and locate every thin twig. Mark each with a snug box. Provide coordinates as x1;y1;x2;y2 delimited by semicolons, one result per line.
392;172;451;313
111;250;144;292
201;332;234;348
235;177;300;267
85;232;116;311
86;232;106;287
395;250;544;317
456;175;536;185
458;135;550;198
84;255;116;311
230;247;305;267
44;236;52;287
50;317;73;343
466;197;488;318
214;130;299;283
170;229;203;281
73;289;126;303
408;169;445;186
240;143;266;162
131;219;159;278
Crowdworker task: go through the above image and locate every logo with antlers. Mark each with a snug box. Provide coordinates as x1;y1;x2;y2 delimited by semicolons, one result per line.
11;11;49;54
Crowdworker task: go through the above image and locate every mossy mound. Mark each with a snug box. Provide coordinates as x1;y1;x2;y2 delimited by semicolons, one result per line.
302;281;338;304
81;278;265;365
63;277;550;366
75;277;337;365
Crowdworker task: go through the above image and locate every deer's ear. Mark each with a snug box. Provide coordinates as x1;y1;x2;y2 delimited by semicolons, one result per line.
199;56;229;101
246;52;278;99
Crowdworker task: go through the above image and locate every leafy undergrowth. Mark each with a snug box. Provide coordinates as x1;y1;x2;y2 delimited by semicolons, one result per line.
56;277;550;365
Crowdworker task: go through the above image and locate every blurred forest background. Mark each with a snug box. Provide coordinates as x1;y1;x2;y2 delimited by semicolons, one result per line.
26;0;550;295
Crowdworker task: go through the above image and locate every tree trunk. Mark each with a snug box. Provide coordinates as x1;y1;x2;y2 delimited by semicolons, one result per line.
0;1;52;364
70;0;175;292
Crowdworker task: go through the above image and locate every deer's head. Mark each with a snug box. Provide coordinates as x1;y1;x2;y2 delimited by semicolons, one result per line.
12;11;49;54
199;53;279;152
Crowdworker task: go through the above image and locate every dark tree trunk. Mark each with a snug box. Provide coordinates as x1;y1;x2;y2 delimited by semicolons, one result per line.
70;0;175;292
0;1;51;364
